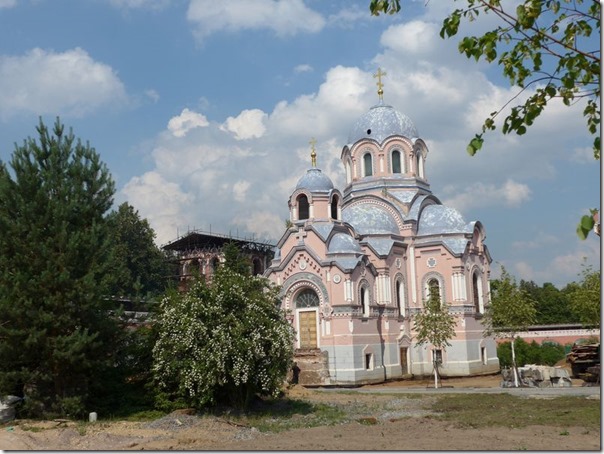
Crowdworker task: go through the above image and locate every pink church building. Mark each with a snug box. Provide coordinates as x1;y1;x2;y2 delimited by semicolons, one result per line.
265;77;500;385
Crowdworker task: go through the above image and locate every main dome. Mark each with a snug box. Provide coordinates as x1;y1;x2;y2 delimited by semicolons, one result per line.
348;102;419;145
295;168;334;192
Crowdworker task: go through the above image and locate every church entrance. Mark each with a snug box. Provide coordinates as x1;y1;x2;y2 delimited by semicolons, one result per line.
400;347;409;375
298;310;318;349
295;288;320;349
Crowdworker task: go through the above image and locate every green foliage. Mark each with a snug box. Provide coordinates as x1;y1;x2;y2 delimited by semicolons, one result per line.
369;0;400;15
566;263;600;327
497;339;565;367
413;294;457;351
152;265;295;410
518;280;578;325
0;118;120;418
221;241;252;276
105;202;173;299
485;266;537;338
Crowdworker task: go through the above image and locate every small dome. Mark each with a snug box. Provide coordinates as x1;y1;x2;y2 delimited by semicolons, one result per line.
328;233;362;254
348;103;419;145
342;203;399;235
295;168;334;192
417;204;472;235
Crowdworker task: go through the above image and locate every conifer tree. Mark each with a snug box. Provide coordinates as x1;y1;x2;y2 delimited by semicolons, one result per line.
0;118;119;418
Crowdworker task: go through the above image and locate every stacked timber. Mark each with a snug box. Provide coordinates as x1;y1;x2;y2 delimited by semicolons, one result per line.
566;343;600;379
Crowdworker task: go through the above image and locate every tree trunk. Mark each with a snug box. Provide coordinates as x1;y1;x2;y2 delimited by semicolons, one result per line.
511;337;519;388
433;359;439;389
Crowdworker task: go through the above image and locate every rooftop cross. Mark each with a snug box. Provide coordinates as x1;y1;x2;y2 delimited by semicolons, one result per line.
373;67;387;101
309;137;317;167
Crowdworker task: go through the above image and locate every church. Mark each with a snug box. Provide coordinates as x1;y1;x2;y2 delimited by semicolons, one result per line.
265;70;500;385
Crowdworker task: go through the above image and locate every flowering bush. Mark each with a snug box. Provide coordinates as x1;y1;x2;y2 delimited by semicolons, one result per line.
152;267;295;409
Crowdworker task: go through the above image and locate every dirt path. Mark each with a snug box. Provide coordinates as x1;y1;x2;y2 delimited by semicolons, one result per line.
0;374;600;451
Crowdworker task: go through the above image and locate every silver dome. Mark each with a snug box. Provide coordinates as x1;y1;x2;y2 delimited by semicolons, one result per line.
295;168;334;192
328;232;362;254
417;204;473;235
348;102;419;145
342;203;399;235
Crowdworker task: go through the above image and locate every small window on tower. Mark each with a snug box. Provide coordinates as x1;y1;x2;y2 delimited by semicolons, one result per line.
363;153;373;177
298;194;309;220
392;150;402;173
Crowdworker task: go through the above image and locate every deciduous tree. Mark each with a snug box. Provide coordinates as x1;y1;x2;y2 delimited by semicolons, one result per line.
566;263;600;328
484;266;536;387
413;293;457;389
152;261;295;410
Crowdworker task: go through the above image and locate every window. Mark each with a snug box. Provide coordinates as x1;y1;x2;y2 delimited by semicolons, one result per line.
296;288;320;308
331;194;339;220
252;257;263;276
365;353;373;370
427;278;440;303
363;153;373;177
361;285;370;317
396;279;406;317
481;346;487;365
472;273;480;313
433;349;443;366
298;194;309;220
392;150;402;173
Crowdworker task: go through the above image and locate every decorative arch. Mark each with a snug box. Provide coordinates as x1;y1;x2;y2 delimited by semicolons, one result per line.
393;273;407;317
358;279;372;317
362;152;373;177
421;271;446;304
281;272;331;317
470;266;485;314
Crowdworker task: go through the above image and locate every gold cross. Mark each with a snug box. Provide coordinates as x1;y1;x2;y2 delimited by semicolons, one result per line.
373;68;387;101
309;137;317;167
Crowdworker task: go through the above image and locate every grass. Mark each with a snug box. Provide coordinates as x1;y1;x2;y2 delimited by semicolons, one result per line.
428;394;600;430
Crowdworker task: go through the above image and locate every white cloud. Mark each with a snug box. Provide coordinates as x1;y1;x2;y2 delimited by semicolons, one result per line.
380;21;440;55
0;47;127;118
109;0;169;10
122;171;194;245
167;108;209;137
294;64;313;74
221;109;267;140
145;89;160;103
0;0;16;9
187;0;325;42
232;180;251;203
442;179;531;212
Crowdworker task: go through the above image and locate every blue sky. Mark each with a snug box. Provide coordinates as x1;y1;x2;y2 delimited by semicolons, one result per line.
0;0;600;288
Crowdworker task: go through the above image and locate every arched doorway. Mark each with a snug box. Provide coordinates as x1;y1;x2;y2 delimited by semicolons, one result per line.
296;288;320;349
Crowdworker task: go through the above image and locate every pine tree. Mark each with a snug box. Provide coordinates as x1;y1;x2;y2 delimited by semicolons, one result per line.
0;118;119;418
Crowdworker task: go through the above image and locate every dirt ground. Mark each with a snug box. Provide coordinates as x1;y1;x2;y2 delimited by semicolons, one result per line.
0;373;600;451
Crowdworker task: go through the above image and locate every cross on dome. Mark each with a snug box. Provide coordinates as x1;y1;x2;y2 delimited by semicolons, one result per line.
309;137;317;167
373;68;387;101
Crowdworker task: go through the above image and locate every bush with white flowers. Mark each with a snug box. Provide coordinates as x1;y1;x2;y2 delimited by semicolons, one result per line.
152;266;295;409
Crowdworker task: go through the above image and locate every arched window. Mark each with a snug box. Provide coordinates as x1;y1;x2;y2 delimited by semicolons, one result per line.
392;150;402;174
472;272;483;313
417;154;425;179
363;153;373;177
427;278;440;304
296;288;320;308
211;257;220;272
330;194;339;220
252;257;263;276
396;279;406;317
345;160;352;184
360;285;370;317
298;194;309;220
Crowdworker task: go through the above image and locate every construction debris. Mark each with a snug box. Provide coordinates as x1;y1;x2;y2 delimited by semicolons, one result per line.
566;343;600;378
500;365;572;388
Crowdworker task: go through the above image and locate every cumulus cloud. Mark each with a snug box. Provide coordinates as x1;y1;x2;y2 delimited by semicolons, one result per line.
0;0;16;9
221;109;267;140
442;179;531;212
167;108;209;137
0;47;127;119
294;64;313;74
187;0;325;42
109;0;170;10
